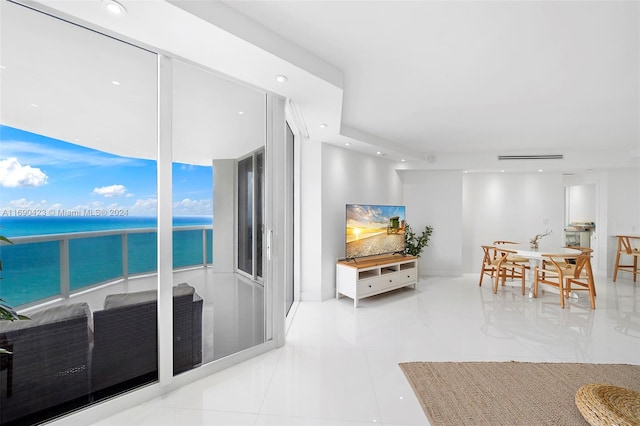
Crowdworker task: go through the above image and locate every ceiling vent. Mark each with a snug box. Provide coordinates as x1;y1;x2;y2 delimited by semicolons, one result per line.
498;154;564;160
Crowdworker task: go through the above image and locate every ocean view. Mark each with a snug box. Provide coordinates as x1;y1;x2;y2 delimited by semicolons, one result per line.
0;215;212;238
0;216;213;307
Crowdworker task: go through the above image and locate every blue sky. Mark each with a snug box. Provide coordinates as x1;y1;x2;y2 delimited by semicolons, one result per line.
346;204;405;229
0;125;213;216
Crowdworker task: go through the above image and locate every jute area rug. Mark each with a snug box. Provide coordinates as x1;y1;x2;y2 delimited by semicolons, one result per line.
399;362;640;426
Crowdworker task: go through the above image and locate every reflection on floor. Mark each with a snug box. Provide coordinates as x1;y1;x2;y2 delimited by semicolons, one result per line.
21;268;265;366
187;269;265;362
64;272;639;426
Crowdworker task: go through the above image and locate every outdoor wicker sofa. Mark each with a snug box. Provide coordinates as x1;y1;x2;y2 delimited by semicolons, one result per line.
91;283;203;396
0;302;92;424
0;284;203;423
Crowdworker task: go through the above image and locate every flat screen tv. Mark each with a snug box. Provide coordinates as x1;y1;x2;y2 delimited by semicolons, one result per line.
345;204;406;259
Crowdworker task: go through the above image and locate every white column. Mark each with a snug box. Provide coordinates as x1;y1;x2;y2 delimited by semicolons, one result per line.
157;54;173;386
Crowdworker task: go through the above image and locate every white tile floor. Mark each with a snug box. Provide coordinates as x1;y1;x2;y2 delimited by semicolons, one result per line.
87;272;639;426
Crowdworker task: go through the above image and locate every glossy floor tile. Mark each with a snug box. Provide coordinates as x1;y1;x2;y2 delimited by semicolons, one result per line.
86;272;639;426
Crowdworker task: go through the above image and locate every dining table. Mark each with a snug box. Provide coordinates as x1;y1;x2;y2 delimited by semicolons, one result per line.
497;243;581;297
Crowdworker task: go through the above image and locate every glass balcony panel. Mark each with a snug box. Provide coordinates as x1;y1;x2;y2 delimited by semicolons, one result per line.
0;241;60;306
69;235;123;291
173;229;204;268
128;232;158;275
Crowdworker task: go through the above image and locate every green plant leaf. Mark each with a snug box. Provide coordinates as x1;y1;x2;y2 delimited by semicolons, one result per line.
404;223;434;257
0;348;12;355
0;304;21;321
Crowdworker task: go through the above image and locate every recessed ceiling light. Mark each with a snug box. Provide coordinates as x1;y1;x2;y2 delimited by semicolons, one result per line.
103;0;127;15
0;65;6;69
319;123;328;129
344;142;351;146
111;80;120;85
500;170;505;173
400;159;406;162
538;169;543;172
30;103;38;108
376;151;382;155
463;170;469;173
275;75;288;84
238;111;244;115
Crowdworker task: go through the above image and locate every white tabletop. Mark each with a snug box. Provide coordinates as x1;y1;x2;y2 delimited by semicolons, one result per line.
504;244;580;259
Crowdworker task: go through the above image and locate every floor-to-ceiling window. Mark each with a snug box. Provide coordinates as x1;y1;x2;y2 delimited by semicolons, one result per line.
0;2;283;424
172;59;267;363
0;1;161;423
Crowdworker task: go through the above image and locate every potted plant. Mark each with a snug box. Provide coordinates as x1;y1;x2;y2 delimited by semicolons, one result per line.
404;223;433;257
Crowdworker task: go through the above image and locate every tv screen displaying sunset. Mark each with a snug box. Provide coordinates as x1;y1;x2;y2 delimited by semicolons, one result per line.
346;204;406;259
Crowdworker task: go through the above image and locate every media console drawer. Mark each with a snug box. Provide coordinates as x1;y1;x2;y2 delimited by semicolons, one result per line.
336;255;418;307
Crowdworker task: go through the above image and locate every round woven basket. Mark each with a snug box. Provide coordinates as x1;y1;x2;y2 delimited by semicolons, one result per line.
575;383;640;426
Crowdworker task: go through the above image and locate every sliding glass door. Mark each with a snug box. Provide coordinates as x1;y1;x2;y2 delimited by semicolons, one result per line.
0;2;288;424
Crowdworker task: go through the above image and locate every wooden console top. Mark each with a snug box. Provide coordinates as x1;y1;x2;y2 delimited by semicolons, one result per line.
337;254;417;269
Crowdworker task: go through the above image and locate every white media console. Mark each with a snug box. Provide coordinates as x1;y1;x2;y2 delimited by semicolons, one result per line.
336;254;418;307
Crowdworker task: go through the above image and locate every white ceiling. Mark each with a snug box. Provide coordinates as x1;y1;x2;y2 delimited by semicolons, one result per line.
221;0;640;171
1;0;267;165
5;0;640;173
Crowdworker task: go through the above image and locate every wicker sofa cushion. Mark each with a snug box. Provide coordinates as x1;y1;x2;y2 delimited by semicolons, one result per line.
0;302;91;424
0;302;90;331
103;283;195;310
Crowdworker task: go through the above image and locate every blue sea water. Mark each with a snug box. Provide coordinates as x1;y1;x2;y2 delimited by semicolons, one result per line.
0;216;213;306
0;215;212;238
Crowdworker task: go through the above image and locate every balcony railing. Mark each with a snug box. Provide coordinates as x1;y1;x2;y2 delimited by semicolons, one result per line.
0;226;213;308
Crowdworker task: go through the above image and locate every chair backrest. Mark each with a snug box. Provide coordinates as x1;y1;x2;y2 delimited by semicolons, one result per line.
481;245;497;263
572;253;594;280
493;240;519;245
618;236;640;254
481;245;514;266
540;253;580;276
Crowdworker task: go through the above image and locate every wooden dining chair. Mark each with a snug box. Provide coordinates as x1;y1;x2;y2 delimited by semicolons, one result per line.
479;245;503;287
534;253;595;309
493;248;527;296
565;253;596;309
573;247;596;297
479;245;517;287
492;240;530;279
613;235;640;282
533;254;575;308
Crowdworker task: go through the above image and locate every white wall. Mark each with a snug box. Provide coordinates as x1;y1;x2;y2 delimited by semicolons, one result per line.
299;136;323;301
606;168;640;274
567;184;596;223
212;159;235;272
399;170;463;276
462;172;565;273
318;143;403;300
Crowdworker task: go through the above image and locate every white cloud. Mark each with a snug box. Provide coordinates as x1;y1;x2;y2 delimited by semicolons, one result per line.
173;198;212;215
1;140;143;168
6;198;48;209
0;157;48;187
10;198;34;208
93;184;127;197
132;198;157;211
